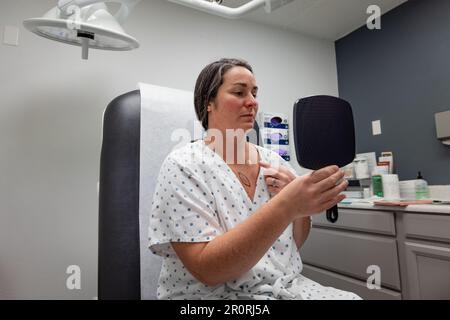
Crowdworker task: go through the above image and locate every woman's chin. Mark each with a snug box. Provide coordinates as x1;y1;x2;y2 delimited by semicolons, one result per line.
240;120;255;130
240;124;254;132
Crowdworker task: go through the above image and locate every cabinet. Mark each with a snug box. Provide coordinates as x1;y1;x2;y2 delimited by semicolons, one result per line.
400;213;450;299
300;206;450;300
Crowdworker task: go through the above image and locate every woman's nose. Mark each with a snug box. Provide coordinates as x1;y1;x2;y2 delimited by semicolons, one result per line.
245;93;258;108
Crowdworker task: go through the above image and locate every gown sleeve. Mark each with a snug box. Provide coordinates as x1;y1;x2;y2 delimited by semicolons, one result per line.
148;153;223;258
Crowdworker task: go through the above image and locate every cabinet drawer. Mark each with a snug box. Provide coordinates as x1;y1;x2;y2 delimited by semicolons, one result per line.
302;264;401;300
404;213;450;243
312;209;396;236
301;228;401;290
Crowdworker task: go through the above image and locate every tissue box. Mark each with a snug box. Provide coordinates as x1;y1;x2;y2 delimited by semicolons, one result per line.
399;180;430;200
261;128;289;145
429;185;450;202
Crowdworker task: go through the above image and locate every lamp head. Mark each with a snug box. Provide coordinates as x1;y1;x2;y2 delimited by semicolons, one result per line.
23;0;140;60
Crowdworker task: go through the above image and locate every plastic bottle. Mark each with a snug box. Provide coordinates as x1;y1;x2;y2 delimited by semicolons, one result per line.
372;168;384;197
415;172;429;199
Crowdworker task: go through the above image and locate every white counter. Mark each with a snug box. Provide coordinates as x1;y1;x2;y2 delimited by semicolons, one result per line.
338;201;450;214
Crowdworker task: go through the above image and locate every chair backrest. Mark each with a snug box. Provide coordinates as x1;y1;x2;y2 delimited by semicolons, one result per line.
98;90;142;299
98;84;201;299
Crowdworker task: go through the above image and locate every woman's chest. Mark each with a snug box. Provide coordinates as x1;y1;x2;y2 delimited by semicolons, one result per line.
228;165;260;201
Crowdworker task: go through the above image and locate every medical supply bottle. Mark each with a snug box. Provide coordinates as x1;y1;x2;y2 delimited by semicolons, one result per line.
415;172;430;199
371;168;383;197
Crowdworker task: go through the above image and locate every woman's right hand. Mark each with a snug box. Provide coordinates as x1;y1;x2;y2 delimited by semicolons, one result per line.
274;165;348;220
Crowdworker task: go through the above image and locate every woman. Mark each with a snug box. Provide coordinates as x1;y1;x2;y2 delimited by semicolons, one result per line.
149;58;361;300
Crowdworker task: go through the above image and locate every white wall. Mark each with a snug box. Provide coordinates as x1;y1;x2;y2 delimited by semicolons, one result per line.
0;0;338;299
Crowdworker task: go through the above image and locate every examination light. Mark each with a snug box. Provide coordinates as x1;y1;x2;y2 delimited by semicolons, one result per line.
23;0;141;60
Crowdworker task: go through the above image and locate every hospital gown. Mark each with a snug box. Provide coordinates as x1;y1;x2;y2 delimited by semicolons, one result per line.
148;140;361;300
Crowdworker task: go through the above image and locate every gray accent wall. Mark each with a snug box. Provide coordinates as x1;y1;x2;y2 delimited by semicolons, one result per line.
336;0;450;184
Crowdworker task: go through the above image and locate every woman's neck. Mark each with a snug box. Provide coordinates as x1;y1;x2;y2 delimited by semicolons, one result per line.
204;130;257;165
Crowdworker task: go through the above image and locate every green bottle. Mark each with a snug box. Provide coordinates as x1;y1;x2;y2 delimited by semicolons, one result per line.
372;175;383;197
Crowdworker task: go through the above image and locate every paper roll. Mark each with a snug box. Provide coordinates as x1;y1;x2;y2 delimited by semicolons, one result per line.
381;174;400;200
354;158;370;179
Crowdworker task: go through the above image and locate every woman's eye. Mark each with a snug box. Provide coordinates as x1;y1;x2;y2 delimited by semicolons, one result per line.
234;91;244;96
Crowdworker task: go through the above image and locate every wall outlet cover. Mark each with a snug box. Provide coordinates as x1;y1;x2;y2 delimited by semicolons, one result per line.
372;120;382;135
3;26;19;46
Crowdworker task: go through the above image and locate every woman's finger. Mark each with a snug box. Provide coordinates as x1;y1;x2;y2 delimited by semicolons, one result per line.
263;168;280;177
315;169;345;193
276;165;296;178
267;184;280;195
264;172;289;187
259;161;271;168
264;176;277;186
260;161;287;177
260;161;280;176
260;161;296;191
319;179;348;204
317;194;346;213
260;160;296;180
308;165;339;184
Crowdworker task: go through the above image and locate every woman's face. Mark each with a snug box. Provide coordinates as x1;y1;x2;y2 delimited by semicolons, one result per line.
208;66;259;133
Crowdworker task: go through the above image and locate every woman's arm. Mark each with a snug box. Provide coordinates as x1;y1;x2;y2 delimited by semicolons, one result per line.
172;194;293;287
260;161;312;249
172;165;347;286
293;216;312;249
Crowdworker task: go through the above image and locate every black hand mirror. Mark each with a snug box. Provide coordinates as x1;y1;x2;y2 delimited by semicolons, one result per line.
293;95;355;223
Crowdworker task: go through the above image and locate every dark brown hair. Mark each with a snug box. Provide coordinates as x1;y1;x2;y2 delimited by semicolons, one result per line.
194;58;253;130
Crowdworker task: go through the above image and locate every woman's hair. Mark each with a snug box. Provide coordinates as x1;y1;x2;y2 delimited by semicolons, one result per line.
194;58;253;130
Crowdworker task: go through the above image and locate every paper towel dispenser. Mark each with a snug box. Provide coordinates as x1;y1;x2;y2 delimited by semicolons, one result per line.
435;110;450;146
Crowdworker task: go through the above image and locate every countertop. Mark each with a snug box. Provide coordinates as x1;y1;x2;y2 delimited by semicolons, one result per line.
338;200;450;214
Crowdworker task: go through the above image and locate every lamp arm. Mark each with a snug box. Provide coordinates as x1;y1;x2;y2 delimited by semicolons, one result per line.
58;0;140;24
167;0;265;19
167;0;293;19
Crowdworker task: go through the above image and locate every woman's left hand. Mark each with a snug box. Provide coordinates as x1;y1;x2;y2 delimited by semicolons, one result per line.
259;161;297;195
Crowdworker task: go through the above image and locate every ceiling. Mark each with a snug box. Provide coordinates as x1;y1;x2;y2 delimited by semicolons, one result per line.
219;0;408;40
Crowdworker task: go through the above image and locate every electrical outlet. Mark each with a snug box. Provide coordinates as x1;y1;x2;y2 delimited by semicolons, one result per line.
372;120;382;135
3;25;19;46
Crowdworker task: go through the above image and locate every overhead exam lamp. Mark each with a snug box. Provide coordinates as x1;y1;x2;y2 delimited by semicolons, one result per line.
23;0;141;60
168;0;294;19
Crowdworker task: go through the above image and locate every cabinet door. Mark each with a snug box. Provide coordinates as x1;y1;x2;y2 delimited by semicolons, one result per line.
301;228;401;290
404;241;450;299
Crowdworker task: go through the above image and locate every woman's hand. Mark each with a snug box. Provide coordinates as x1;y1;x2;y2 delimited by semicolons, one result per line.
259;161;297;195
273;165;348;220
